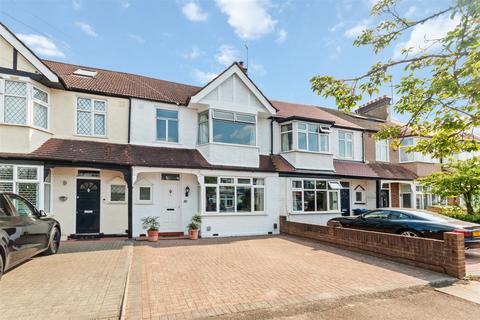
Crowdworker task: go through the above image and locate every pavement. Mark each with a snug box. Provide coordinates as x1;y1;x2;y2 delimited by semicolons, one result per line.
0;235;474;320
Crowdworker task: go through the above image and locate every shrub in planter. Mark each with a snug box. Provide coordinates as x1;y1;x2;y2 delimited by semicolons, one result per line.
188;214;202;240
141;216;160;242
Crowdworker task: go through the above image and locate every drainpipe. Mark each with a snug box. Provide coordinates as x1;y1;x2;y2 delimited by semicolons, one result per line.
270;118;274;155
362;130;366;163
127;97;132;144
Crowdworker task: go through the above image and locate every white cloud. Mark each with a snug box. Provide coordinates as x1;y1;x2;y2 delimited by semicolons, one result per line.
127;33;145;44
344;19;371;38
72;0;81;10
249;62;266;76
276;29;287;43
17;34;65;58
75;22;98;37
215;45;240;66
216;0;277;40
328;21;345;33
120;0;130;8
183;46;202;59
405;5;417;18
393;14;460;58
193;69;218;83
182;1;208;22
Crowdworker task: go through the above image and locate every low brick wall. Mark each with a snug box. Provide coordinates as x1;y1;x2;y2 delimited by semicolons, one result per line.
280;216;465;278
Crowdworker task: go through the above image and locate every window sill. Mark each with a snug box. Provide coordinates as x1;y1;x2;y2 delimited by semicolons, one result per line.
200;142;260;149
281;150;332;155
0;122;53;135
108;201;127;204
290;211;341;215
134;201;153;205
154;139;180;145
201;212;267;217
74;134;108;139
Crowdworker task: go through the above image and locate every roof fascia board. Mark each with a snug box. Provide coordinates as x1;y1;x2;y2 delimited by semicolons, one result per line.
0;23;59;82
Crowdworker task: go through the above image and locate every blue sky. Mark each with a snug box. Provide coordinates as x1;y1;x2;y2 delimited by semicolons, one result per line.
1;0;452;118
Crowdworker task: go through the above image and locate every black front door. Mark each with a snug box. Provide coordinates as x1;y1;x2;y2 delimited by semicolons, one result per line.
76;179;100;234
340;182;350;216
379;190;390;208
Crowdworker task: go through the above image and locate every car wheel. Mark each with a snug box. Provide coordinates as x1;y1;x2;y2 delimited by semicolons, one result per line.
44;227;61;255
0;254;4;280
400;230;421;238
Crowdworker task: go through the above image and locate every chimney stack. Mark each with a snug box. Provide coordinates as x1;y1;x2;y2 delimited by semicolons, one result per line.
237;61;248;74
356;95;391;121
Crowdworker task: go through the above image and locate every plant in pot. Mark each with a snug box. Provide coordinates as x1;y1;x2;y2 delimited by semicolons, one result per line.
141;216;160;242
188;214;202;240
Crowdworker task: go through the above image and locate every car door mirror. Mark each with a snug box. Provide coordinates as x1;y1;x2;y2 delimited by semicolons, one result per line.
37;209;47;218
358;215;366;220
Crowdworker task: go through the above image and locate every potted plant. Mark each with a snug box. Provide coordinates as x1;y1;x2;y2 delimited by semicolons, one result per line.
188;214;202;240
141;216;160;242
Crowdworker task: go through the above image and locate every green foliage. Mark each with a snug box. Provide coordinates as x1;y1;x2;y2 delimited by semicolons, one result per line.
188;214;202;230
311;0;480;158
440;206;480;223
141;216;160;231
418;158;480;215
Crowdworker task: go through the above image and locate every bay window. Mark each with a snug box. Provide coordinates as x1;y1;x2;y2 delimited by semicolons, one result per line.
156;109;178;142
338;131;353;159
291;179;341;212
212;110;256;145
203;176;265;214
376;139;389;162
76;97;106;136
297;122;330;153
399;138;414;162
0;80;50;130
198;111;209;144
0;164;41;207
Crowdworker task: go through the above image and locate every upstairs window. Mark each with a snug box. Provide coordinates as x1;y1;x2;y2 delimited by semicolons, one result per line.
198;111;209;144
3;80;28;125
32;87;49;129
156;109;178;142
76;97;106;136
281;123;293;151
338;131;353;159
297;122;329;153
375;139;389;162
212;110;256;146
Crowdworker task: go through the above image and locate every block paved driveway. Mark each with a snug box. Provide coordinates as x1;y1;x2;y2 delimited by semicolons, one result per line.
125;235;452;319
0;235;453;320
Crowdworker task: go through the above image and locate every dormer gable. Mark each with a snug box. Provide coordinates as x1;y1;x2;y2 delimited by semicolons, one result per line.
0;22;59;83
189;63;277;115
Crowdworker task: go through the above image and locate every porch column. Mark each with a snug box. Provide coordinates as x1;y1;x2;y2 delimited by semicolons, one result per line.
123;168;133;239
375;180;381;208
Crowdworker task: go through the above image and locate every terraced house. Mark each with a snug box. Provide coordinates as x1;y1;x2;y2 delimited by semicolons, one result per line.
0;22;463;239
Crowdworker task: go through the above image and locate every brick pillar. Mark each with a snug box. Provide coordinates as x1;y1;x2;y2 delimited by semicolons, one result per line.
443;232;466;278
391;183;400;207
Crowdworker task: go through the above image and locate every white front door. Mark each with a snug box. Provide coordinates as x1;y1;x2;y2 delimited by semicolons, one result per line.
159;181;182;232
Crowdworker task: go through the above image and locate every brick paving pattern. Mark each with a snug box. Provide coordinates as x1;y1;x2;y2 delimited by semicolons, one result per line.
125;235;451;320
0;240;132;320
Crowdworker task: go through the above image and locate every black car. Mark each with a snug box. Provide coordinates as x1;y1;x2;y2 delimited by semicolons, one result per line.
0;192;61;279
327;208;480;248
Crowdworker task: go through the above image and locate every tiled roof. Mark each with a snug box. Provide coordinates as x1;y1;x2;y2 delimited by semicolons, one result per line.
43;60;201;105
0;139;279;172
319;107;400;132
270;100;363;130
274;156;416;180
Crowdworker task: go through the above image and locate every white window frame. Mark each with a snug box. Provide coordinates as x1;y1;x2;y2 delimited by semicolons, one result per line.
399;137;440;163
32;86;50;130
156;107;179;143
0;164;42;207
136;185;153;204
375;139;389;162
353;185;366;204
280;123;293;152
202;176;265;215
297;122;330;153
0;78;50;131
197;110;210;145
109;184;127;203
211;109;257;147
75;97;107;137
338;130;354;159
291;178;341;213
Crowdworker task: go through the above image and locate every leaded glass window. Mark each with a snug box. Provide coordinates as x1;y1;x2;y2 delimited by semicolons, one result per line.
76;97;106;136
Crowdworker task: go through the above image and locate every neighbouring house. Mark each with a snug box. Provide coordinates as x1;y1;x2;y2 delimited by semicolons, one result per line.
0;22;472;239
